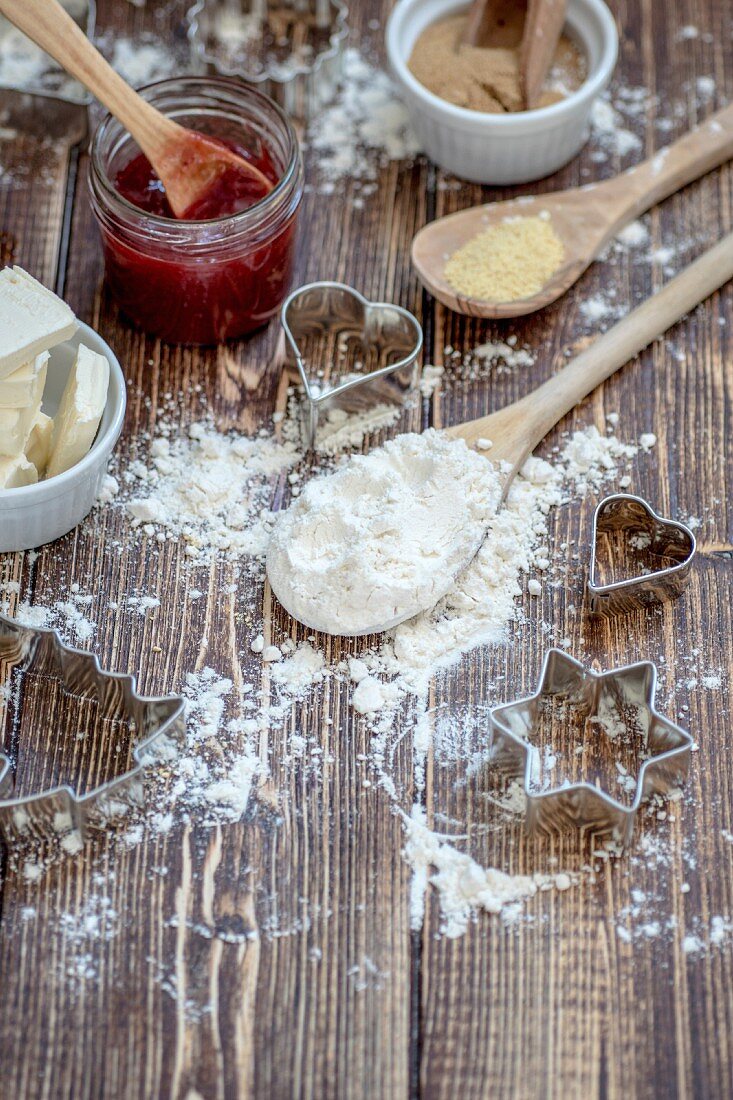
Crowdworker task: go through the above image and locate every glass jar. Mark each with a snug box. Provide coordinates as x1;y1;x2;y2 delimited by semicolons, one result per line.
88;76;304;345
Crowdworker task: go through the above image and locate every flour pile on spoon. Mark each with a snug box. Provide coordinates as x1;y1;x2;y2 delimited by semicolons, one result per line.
267;430;502;635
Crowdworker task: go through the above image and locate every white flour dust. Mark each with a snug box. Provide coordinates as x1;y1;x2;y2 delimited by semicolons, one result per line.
1;410;661;940
405;807;573;938
3;370;716;950
125;422;300;562
305;48;421;195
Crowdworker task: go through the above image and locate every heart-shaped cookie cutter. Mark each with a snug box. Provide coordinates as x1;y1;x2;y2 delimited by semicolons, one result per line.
281;281;423;448
588;493;696;616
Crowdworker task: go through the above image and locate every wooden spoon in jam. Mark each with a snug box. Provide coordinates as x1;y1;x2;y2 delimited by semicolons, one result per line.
0;0;274;219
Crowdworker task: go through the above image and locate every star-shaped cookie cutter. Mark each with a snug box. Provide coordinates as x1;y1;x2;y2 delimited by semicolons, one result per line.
0;611;185;847
489;649;693;847
588;494;696;616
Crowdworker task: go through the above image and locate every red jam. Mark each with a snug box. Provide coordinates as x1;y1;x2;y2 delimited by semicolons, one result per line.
114;138;278;221
89;82;304;347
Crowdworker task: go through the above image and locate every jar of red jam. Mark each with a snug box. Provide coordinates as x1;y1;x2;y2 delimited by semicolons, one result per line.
88;76;304;345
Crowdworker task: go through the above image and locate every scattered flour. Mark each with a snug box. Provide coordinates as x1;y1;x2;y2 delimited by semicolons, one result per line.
2;395;703;945
1;412;650;935
591;96;643;159
4;591;96;645
561;426;638;494
420;364;445;397
313;402;404;455
0;1;90;101
0;19;179;102
616;220;650;249
96;32;183;89
306;48;420;192
403;806;573;937
125;422;300;561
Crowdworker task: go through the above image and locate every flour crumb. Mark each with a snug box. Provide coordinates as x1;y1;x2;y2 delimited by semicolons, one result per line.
307;48;420;192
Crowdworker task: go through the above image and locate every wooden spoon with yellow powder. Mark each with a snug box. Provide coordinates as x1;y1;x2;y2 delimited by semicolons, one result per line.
413;101;733;318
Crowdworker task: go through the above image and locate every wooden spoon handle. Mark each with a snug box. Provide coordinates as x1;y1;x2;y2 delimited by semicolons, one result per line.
520;0;567;109
0;0;179;156
454;232;733;461
599;102;733;225
522;231;733;443
461;0;525;47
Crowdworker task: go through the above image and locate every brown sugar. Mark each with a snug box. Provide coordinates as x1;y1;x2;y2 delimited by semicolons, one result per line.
407;13;587;113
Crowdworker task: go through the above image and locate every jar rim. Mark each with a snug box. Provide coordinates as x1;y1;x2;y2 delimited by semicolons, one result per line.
90;74;302;232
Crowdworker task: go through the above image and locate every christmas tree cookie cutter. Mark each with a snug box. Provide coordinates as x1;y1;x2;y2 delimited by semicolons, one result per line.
0;611;185;847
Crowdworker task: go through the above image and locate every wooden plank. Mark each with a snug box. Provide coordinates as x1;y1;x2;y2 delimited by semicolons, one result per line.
0;1;417;1097
0;0;732;1095
0;95;85;610
420;0;733;1097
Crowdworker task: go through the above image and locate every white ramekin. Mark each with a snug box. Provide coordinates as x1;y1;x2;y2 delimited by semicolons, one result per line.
0;322;126;553
386;0;618;185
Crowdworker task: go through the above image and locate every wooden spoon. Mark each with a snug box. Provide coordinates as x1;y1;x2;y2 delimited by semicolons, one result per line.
448;231;733;481
520;0;567;109
412;103;733;319
0;0;273;218
462;0;566;109
462;0;526;49
270;234;733;635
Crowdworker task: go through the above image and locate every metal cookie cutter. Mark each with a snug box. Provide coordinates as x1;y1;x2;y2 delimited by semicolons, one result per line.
187;0;348;120
589;494;696;616
281;281;423;449
489;649;693;848
0;0;95;104
0;612;185;847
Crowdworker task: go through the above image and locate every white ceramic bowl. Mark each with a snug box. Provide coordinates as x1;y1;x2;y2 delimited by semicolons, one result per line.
386;0;618;185
0;322;126;552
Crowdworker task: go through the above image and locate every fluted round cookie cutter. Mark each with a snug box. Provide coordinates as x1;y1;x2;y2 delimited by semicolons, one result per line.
0;611;185;847
187;0;348;120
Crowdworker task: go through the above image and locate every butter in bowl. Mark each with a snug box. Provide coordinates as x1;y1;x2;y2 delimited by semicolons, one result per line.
0;267;125;551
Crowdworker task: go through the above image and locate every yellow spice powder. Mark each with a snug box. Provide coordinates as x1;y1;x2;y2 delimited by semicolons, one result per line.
444;215;565;302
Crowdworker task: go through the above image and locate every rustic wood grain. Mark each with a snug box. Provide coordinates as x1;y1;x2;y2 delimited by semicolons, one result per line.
421;0;733;1096
0;0;732;1096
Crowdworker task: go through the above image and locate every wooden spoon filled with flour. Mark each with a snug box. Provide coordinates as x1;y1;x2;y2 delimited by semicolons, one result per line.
268;235;733;635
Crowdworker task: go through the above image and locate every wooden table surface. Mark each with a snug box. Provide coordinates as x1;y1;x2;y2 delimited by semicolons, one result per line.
1;0;732;1097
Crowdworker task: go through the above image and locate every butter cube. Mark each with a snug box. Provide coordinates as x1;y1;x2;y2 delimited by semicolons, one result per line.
0;353;48;408
0;350;47;457
0;266;76;380
0;402;41;457
46;344;109;479
0;453;38;490
25;411;54;476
